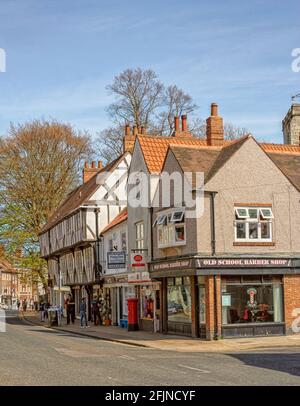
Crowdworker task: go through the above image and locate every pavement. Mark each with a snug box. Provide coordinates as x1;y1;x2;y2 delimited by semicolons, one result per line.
2;310;300;385
23;310;300;353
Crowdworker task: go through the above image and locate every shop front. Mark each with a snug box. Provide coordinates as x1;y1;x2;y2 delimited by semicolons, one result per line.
150;256;300;340
128;271;161;332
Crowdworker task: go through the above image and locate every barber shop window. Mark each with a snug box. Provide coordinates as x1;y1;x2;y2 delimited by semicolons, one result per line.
167;277;191;323
234;206;273;242
154;210;186;248
221;276;283;325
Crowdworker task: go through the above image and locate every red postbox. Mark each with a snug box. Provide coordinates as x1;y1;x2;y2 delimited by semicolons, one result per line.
127;298;139;331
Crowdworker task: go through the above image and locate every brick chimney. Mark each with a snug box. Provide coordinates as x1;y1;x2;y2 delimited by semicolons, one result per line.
282;103;300;145
123;124;136;153
83;161;103;183
206;103;224;146
172;115;192;137
123;124;146;153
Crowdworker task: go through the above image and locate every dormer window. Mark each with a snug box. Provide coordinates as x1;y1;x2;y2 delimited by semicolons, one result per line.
234;206;273;243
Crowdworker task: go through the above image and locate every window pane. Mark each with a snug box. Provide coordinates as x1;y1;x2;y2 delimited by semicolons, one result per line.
199;286;206;323
168;284;191;323
158;228;163;244
260;208;273;219
249;223;258;239
222;284;278;325
175;225;185;241
273;284;283;322
248;208;258;219
171;210;184;223
168;226;174;243
235;208;248;218
261;222;271;239
236;222;246;239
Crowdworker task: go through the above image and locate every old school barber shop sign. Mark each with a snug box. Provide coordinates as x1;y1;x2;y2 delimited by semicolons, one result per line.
196;258;292;268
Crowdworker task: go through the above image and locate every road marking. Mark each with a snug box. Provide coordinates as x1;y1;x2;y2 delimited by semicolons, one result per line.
120;355;136;360
178;364;211;373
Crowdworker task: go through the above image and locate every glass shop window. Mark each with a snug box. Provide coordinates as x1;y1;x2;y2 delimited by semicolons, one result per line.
222;280;283;325
167;277;191;323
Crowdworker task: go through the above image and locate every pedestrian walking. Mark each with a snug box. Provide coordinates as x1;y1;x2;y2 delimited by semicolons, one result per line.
39;302;45;322
17;300;20;311
92;297;101;326
80;297;89;328
66;295;75;325
22;300;27;312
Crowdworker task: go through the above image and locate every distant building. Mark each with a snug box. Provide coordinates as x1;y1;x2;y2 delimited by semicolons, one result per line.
282;103;300;144
0;259;39;309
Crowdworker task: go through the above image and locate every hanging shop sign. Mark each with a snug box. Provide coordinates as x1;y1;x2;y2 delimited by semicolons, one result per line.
131;252;146;268
107;251;126;269
128;271;151;284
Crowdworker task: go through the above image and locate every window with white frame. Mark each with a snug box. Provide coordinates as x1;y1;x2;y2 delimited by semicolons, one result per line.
135;222;144;249
154;209;186;248
234;206;273;242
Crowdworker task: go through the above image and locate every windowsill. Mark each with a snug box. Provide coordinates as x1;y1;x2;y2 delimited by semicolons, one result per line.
233;242;275;246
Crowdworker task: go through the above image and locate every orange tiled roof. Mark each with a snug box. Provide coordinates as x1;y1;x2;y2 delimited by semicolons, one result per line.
261;143;300;154
101;207;128;234
137;135;229;173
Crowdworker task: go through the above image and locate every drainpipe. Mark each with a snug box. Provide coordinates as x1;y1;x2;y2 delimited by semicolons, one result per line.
208;191;219;340
150;207;154;262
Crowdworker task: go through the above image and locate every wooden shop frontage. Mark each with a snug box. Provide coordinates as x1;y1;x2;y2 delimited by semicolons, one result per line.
149;256;300;340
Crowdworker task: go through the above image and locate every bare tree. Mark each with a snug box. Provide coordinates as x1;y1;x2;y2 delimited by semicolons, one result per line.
107;68;164;128
154;85;198;135
94;125;124;164
0;119;92;286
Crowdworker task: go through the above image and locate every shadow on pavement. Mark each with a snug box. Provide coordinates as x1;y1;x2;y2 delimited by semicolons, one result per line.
229;353;300;377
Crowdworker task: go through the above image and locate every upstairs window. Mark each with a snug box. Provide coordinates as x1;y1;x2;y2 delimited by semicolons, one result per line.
135;222;144;249
155;210;186;248
234;206;273;243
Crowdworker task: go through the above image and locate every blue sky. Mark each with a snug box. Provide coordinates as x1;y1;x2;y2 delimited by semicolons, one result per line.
0;0;299;142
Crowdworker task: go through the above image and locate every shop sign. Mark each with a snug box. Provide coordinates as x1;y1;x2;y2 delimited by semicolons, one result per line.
196;258;292;268
107;251;126;269
151;259;193;272
131;252;146;268
128;271;151;284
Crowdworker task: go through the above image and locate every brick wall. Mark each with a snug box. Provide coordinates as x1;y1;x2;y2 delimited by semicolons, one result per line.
284;274;300;334
205;275;222;340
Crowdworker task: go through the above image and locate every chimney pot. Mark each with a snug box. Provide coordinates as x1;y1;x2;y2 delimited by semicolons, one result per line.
174;116;179;132
125;124;131;136
141;126;145;135
211;103;218;116
84;161;89;169
133;126;138;136
181;115;187;132
98;161;103;169
91;161;96;168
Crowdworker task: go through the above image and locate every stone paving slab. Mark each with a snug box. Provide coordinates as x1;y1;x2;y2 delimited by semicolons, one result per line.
23;311;300;353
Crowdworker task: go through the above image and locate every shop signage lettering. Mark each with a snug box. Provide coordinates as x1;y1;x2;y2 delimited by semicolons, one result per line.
196;258;291;268
151;260;192;271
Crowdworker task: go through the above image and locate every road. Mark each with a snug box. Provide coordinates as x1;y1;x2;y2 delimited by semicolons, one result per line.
0;311;300;386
